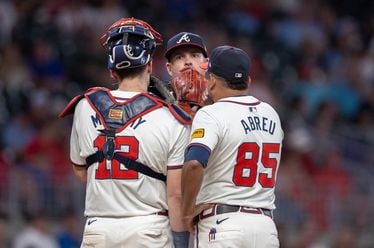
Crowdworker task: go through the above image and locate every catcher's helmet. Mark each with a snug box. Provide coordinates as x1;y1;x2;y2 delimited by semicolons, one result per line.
99;18;163;69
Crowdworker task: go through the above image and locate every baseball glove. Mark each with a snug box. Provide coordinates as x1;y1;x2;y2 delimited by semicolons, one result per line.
149;75;176;103
171;68;209;116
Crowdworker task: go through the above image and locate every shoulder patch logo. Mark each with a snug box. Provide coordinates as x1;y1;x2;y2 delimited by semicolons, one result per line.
109;109;123;120
192;128;204;138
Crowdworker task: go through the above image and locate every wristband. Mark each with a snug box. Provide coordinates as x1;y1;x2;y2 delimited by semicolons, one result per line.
172;231;189;248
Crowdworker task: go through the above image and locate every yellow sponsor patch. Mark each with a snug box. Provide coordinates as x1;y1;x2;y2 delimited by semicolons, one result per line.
191;128;205;138
108;109;123;120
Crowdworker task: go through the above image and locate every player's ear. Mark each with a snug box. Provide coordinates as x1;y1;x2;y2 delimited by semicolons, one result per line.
166;62;172;76
147;61;153;74
247;76;252;86
110;70;120;80
207;74;216;90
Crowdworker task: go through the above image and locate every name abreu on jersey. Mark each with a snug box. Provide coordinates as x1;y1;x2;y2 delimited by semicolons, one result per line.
240;116;276;135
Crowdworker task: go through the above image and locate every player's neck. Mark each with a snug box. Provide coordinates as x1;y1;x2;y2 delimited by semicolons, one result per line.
213;89;248;102
117;75;149;93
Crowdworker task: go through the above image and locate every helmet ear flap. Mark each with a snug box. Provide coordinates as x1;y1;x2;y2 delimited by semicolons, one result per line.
146;38;157;57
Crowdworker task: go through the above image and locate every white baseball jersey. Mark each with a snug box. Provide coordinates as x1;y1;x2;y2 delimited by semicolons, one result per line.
70;90;189;217
189;95;283;210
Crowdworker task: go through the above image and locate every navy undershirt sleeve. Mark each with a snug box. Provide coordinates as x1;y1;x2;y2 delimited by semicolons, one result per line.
184;145;211;168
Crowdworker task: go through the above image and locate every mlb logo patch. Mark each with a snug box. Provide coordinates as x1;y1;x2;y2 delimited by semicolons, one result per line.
192;128;205;138
249;107;257;112
108;109;123;120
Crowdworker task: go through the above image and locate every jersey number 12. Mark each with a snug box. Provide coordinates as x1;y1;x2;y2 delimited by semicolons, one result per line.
93;135;139;179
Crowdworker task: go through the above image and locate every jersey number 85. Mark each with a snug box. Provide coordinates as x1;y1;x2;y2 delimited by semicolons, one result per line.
233;143;281;188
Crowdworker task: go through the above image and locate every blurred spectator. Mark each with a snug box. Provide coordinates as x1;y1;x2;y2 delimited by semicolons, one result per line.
56;210;81;248
28;38;64;81
284;95;314;155
0;149;10;209
22;120;71;216
0;1;17;45
312;149;353;229
3;113;36;158
88;0;130;38
12;211;58;248
310;100;341;165
332;225;358;248
0;44;34;118
352;101;374;143
0;212;10;248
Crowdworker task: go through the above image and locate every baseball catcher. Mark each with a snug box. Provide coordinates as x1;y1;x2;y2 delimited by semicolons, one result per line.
60;17;192;248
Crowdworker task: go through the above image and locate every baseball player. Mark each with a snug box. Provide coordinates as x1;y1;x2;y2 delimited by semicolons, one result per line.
182;46;284;248
165;32;211;117
60;18;190;247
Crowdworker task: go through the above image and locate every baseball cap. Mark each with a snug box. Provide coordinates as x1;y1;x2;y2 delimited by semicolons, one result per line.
164;32;208;60
200;45;250;83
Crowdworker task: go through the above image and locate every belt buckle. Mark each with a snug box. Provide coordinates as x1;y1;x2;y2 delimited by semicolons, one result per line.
240;206;261;214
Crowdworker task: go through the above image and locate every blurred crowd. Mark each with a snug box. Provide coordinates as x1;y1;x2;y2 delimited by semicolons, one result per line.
0;0;373;247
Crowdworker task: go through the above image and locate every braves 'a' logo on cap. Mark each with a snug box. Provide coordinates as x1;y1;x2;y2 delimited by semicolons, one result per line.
177;33;191;43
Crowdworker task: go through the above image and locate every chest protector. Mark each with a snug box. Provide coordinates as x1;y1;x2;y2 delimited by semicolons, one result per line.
59;87;192;182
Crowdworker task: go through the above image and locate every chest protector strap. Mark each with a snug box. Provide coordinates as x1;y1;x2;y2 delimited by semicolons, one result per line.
59;87;192;182
84;88;169;182
59;87;192;125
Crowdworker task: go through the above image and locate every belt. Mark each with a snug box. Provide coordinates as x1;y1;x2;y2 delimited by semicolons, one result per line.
199;204;273;220
155;210;168;216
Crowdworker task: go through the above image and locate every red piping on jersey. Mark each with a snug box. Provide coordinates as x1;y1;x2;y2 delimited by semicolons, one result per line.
167;165;183;170
218;100;261;106
58;95;84;118
167;104;192;125
187;143;212;153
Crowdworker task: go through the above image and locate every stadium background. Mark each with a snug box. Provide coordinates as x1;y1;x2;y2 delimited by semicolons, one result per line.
0;0;373;247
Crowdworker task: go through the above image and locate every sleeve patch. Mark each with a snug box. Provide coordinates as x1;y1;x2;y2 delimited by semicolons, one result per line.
191;128;205;138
